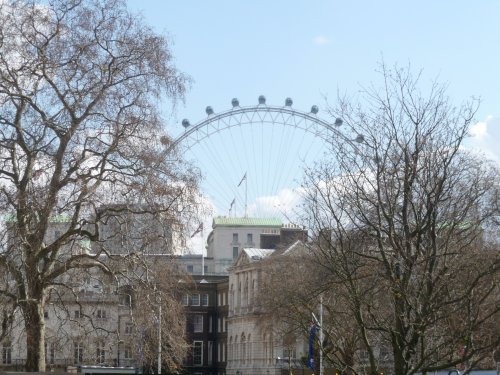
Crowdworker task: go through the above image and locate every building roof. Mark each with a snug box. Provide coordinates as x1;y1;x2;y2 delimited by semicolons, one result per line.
213;217;282;227
242;248;275;261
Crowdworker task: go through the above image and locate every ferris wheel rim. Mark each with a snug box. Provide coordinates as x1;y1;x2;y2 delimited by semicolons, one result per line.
171;103;357;150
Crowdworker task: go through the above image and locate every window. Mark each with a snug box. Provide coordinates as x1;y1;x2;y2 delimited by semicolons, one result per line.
181;294;189;306
74;310;81;319
192;315;203;333
283;347;296;359
217;318;221;333
223;317;227;332
119;294;131;307
208;316;212;333
191;294;200;306
201;294;209;306
247;233;253;244
222;292;226;306
45;341;55;365
96;342;105;363
187;265;194;273
204;265;208;274
208;341;213;365
241;334;246;364
232;233;238;243
125;323;133;335
44;310;49;319
74;342;84;364
96;309;106;319
2;342;12;364
123;346;132;359
193;341;203;366
232;246;239;259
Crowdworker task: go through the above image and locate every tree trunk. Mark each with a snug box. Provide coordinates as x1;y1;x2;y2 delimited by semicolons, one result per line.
22;298;46;372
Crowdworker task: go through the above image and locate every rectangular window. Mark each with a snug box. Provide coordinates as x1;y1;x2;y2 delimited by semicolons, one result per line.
124;346;132;359
204;265;208;274
49;342;55;365
119;294;131;307
191;294;200;306
44;310;49;319
96;309;106;319
201;294;209;306
181;294;189;306
208;341;213;365
74;310;81;319
45;341;55;365
96;342;105;363
192;315;203;333
217;343;221;363
125;323;133;335
283;347;296;359
222;292;226;306
222;343;226;362
247;233;253;244
187;265;194;273
232;233;238;243
217;318;221;333
223;317;227;332
232;246;239;259
208;316;213;333
74;342;84;364
193;341;203;366
2;343;12;365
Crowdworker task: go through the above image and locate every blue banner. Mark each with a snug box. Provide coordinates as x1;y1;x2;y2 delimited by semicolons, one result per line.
308;324;318;370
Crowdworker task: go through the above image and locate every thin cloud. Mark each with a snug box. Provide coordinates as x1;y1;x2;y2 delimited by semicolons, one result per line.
469;119;488;138
467;115;500;162
312;35;330;45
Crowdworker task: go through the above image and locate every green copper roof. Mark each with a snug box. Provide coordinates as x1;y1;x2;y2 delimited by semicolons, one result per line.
4;214;71;223
213;217;282;227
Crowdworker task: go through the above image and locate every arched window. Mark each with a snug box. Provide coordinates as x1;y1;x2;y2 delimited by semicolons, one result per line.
263;333;267;363
247;334;252;362
241;333;246;364
234;336;238;362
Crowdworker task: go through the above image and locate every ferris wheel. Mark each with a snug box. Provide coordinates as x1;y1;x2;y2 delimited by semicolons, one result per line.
172;95;361;221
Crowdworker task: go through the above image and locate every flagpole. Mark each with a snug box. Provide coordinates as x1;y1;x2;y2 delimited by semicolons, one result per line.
320;294;323;375
237;173;247;218
201;226;204;275
201;251;204;276
244;173;248;218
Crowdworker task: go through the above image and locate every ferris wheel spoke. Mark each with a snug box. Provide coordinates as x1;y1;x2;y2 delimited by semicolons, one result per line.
174;98;362;220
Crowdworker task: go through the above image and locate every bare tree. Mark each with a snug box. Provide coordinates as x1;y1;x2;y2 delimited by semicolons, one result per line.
0;0;200;371
118;258;191;373
258;242;364;374
300;65;500;375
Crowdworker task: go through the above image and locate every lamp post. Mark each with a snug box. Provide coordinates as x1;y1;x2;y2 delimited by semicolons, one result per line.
157;300;161;375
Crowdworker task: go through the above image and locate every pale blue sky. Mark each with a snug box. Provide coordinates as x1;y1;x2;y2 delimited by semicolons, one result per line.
126;1;500;245
127;0;499;123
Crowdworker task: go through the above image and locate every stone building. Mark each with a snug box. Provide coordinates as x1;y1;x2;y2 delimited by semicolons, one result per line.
0;215;309;375
226;241;310;375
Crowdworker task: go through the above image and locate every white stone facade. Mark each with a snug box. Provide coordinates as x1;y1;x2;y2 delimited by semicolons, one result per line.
206;217;282;275
226;248;307;375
